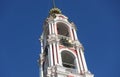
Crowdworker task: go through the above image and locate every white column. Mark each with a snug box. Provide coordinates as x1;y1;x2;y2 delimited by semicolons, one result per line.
48;47;51;66
48;23;52;35
56;41;62;65
69;27;74;40
80;49;88;72
73;29;78;40
40;53;43;77
40;65;43;77
76;47;84;73
40;40;43;53
54;22;57;35
49;44;53;66
51;23;55;34
75;55;80;73
53;42;57;65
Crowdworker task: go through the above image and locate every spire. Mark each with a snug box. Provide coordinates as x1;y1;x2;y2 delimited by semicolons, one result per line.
49;0;62;15
52;0;56;8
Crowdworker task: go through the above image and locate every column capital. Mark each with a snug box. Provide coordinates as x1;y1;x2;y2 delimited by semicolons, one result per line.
73;40;84;50
47;34;59;44
70;22;77;30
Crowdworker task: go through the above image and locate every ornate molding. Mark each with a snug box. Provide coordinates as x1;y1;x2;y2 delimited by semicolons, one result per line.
47;34;59;44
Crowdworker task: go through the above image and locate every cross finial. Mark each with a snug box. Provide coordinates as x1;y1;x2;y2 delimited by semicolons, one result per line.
49;0;62;15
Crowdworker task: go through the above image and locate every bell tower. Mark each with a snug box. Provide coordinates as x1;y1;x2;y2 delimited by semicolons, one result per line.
39;1;94;77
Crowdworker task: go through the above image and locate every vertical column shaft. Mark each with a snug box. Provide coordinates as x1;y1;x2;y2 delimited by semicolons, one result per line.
40;53;44;77
48;47;51;66
51;23;55;34
48;23;52;35
40;40;43;53
75;54;80;73
49;44;53;66
40;64;43;77
56;41;61;65
54;22;57;35
53;42;57;64
76;47;84;73
80;49;88;72
69;27;74;40
73;29;78;40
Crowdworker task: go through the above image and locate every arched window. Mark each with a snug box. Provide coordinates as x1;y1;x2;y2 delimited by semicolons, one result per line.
57;23;70;37
61;50;76;69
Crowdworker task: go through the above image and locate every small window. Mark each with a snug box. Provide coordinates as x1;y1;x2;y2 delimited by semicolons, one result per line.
61;51;76;69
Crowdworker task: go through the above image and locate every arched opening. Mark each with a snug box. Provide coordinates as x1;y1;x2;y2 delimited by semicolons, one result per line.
61;50;76;69
57;22;70;37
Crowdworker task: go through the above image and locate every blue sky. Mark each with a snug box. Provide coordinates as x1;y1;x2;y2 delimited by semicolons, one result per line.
0;0;120;77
